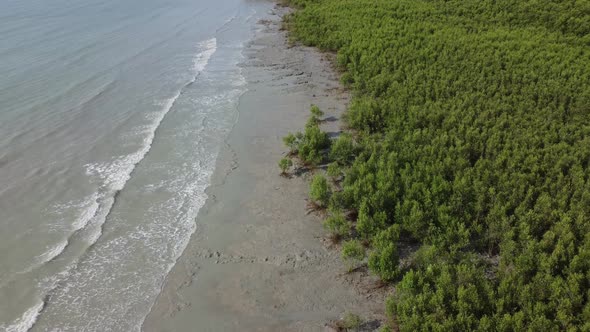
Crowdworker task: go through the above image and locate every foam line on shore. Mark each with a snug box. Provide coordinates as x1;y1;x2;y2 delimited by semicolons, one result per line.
5;38;218;332
0;301;44;332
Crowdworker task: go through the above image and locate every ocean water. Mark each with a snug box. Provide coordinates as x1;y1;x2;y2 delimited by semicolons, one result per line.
0;0;270;330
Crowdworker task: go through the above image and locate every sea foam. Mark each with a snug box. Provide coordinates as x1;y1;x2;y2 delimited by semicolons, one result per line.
82;37;217;242
33;241;68;266
5;38;219;332
0;301;44;332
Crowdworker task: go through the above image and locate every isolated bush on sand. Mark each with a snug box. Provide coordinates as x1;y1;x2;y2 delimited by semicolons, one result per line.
278;157;293;176
309;174;330;208
310;104;324;119
340;312;362;330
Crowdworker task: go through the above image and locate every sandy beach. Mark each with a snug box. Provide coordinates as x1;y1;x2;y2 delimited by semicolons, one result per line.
143;5;386;331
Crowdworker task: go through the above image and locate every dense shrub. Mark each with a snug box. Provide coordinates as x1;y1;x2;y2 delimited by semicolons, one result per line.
287;0;590;329
301;118;331;165
299;124;330;163
283;106;331;165
388;259;496;332
305;114;320;129
323;212;349;240
328;189;354;212
326;162;342;179
341;239;365;271
329;133;356;165
309;174;330;207
368;225;401;281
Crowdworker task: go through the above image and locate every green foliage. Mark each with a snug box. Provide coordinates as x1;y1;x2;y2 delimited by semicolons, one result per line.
282;133;297;152
287;0;590;329
378;325;393;332
329;133;356;165
283;114;330;166
389;259;496;332
278;158;293;175
368;225;401;281
305;114;320;129
329;189;354;212
341;239;365;271
341;312;362;330
310;104;324;118
282;132;303;154
298;114;330;165
326;162;341;178
309;174;330;207
323;213;349;239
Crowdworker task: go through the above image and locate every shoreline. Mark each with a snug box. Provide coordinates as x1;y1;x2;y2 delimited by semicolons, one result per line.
143;5;385;331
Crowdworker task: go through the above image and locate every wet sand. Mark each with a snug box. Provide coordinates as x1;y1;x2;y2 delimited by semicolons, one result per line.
143;6;385;331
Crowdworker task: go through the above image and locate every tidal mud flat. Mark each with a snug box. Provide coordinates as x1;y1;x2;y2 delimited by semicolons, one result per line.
143;5;387;332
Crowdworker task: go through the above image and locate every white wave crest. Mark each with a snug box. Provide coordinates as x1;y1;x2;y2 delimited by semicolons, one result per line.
0;301;44;332
193;38;217;74
71;194;100;232
1;34;220;332
85;38;217;193
81;37;217;243
34;240;68;266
